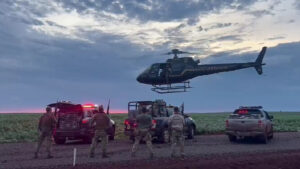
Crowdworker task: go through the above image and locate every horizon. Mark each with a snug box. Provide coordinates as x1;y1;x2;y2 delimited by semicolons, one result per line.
1;109;299;114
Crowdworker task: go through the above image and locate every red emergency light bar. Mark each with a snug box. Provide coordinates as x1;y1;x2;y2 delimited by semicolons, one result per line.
238;109;248;114
83;104;96;108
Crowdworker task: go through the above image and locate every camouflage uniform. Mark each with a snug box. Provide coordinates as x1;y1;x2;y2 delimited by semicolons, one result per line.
131;112;154;158
35;110;57;158
168;112;185;157
89;112;110;158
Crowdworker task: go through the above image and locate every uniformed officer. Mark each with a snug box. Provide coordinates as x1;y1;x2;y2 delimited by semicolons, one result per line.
131;107;154;159
34;106;57;159
168;107;185;158
89;105;110;158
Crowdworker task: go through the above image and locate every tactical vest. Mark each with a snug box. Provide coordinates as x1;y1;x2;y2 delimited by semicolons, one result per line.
40;114;56;132
136;114;152;130
93;113;110;130
170;114;184;131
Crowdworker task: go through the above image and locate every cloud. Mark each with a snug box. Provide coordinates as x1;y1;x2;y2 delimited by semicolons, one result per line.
57;0;258;22
294;1;300;10
213;35;243;44
246;9;274;17
267;36;285;40
204;23;233;31
0;0;300;112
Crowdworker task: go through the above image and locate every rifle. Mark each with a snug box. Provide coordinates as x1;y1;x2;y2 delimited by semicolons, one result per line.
106;99;110;115
181;102;184;114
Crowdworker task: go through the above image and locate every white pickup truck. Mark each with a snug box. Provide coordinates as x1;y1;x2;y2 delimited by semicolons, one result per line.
225;106;274;144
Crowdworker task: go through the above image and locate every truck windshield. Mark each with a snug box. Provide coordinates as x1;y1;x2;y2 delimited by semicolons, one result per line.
56;105;83;116
83;109;94;117
233;109;263;116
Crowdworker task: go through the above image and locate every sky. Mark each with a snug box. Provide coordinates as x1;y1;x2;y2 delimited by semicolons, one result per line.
0;0;299;113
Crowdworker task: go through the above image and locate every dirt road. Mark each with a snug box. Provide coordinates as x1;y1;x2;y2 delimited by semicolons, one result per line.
1;132;300;169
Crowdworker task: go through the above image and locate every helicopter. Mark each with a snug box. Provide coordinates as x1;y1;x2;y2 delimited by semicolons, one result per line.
137;47;267;94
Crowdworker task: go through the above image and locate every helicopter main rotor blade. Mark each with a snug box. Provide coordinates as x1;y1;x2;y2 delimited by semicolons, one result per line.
162;49;200;56
178;50;200;54
162;52;173;55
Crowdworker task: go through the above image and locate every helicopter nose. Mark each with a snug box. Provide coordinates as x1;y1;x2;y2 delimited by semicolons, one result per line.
137;74;142;83
136;74;144;83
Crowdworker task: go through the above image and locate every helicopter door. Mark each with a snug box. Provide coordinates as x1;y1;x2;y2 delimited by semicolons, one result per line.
158;63;169;83
149;64;160;78
158;68;163;77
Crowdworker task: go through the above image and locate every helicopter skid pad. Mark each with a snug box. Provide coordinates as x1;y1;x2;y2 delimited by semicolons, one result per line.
151;81;191;94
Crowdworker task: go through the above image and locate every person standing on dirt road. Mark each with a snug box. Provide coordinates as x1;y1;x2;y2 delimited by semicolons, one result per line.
168;107;185;158
131;107;154;159
34;106;57;159
89;105;111;158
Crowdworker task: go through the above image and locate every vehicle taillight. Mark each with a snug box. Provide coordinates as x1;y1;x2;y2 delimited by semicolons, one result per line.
124;119;130;125
258;120;263;128
152;120;157;129
82;119;89;124
124;119;132;129
133;123;138;127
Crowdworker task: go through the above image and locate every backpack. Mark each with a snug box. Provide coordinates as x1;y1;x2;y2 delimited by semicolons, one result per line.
170;115;184;131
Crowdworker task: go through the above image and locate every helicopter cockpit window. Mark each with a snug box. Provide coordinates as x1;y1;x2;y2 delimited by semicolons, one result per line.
142;67;151;74
150;64;159;74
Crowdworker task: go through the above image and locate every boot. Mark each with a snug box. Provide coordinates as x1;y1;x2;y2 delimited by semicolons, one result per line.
102;153;109;158
131;152;136;158
89;153;94;158
34;152;38;159
149;152;154;159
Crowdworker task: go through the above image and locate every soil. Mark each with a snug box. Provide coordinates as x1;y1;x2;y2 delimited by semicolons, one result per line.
1;132;300;169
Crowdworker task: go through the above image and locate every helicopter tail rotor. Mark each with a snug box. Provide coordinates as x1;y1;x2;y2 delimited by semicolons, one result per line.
254;46;267;75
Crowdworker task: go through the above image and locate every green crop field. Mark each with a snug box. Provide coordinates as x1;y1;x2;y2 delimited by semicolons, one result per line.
0;112;299;143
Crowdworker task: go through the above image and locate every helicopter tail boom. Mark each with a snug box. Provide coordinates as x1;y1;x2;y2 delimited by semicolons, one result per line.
254;46;267;75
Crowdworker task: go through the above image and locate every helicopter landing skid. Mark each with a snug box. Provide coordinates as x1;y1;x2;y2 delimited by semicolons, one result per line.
151;81;191;94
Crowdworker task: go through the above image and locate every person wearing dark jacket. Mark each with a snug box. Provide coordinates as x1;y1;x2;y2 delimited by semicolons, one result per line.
34;106;57;159
89;105;111;158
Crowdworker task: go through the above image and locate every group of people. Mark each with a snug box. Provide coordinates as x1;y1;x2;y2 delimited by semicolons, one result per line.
34;105;186;159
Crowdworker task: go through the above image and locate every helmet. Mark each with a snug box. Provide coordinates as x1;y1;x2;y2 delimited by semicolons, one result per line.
46;106;51;112
92;109;99;114
98;105;104;113
142;107;148;113
174;107;179;113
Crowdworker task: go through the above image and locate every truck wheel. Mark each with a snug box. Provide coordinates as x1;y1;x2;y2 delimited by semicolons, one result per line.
130;136;135;142
159;128;170;143
268;132;274;139
260;132;268;144
54;137;66;144
109;135;115;140
228;135;237;142
187;126;195;139
268;128;274;139
109;126;115;140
